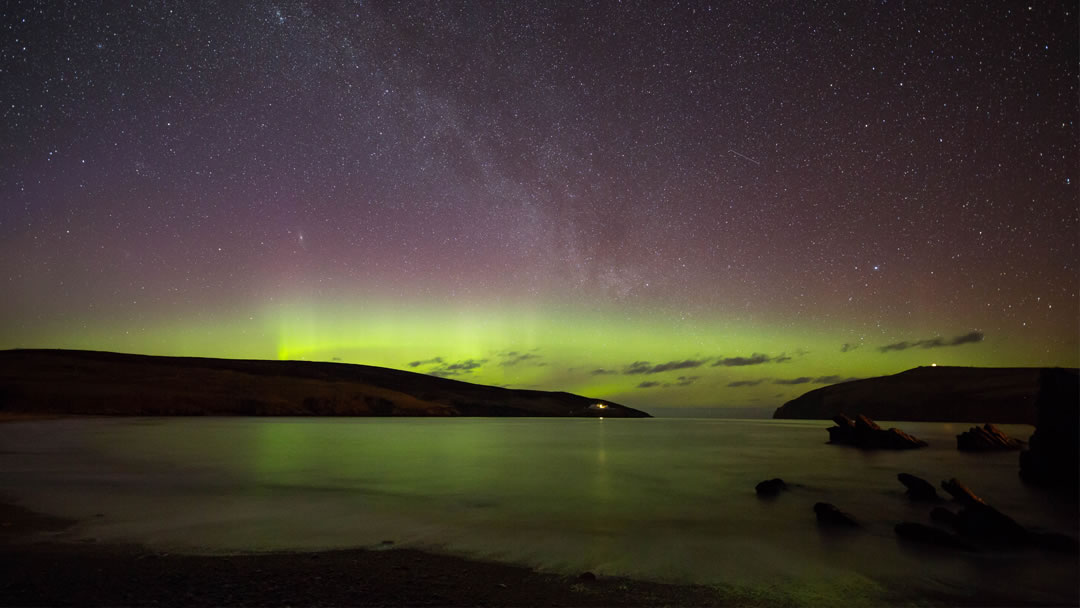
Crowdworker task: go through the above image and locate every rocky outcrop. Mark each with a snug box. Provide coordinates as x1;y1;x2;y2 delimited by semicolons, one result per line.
897;473;939;500
1019;368;1079;495
772;366;1078;423
934;478;1077;553
956;424;1025;451
814;502;859;527
930;507;958;526
940;478;984;507
827;414;927;449
0;349;651;419
755;478;787;497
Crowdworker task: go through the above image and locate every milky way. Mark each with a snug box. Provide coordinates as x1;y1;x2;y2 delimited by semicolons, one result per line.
2;2;1076;414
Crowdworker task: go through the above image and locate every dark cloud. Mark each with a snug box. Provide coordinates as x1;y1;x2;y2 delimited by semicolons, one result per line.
445;359;487;372
499;352;542;366
589;368;618;375
840;343;859;353
713;353;772;367
637;376;699;389
727;379;765;387
949;331;985;346
773;353;792;363
774;374;858;386
623;359;710;374
424;358;488;377
408;356;444;368
879;331;984;353
331;356;342;362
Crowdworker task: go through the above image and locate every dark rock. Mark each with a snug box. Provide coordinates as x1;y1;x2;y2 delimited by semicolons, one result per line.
956;423;1026;451
934;479;1076;551
1020;369;1079;495
577;571;597;582
814;502;859;527
1029;531;1080;554
930;507;958;526
897;473;939;500
940;478;984;507
952;503;1030;546
755;478;787;497
880;427;929;449
855;414;882;432
826;414;927;449
895;522;977;551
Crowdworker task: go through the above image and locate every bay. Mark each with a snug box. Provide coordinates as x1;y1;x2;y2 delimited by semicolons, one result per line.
0;417;1075;605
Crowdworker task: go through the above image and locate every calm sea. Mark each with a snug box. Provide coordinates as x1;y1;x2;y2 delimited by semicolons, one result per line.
1;417;1076;605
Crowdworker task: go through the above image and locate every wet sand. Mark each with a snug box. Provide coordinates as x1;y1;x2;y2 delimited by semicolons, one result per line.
4;501;1065;607
1;501;734;607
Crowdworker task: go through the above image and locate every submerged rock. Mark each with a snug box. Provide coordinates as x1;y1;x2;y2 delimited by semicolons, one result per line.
930;507;958;527
935;478;1078;551
755;478;787;497
895;522;977;551
956;424;1025;451
1029;531;1080;554
952;503;1030;546
814;502;859;527
897;473;939;500
940;478;985;507
826;414;927;449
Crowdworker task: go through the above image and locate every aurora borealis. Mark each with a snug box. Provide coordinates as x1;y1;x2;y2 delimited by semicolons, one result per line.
2;2;1077;414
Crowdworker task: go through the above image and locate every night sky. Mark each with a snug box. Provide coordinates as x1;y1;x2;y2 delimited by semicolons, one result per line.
2;2;1077;415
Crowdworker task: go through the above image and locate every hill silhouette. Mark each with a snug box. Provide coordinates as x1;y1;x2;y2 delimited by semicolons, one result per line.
0;349;650;418
773;366;1076;423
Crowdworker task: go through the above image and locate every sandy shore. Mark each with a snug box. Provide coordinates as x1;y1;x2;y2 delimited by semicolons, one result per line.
0;501;735;607
4;501;1073;607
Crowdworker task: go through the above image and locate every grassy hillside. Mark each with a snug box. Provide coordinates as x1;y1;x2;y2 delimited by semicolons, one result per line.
0;349;650;418
772;366;1077;423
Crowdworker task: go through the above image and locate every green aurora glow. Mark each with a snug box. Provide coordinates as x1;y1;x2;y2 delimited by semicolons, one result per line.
6;297;1074;413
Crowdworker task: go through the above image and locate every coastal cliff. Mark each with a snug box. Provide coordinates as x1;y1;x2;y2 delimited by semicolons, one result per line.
772;366;1075;423
0;349;650;418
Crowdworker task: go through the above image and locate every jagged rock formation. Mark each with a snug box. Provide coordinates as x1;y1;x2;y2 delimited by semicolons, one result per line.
1019;368;1079;494
897;473;939;500
956;423;1025;451
773;366;1077;423
0;349;651;418
814;502;859;527
897;478;1078;554
827;414;927;449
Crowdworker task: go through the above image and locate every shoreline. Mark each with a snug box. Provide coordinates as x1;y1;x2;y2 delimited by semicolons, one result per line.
1;501;733;607
2;502;1062;607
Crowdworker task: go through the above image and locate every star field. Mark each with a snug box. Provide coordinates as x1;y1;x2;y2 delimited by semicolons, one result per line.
1;1;1076;414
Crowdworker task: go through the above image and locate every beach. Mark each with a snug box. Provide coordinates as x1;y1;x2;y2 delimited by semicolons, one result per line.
1;501;734;607
2;416;1075;607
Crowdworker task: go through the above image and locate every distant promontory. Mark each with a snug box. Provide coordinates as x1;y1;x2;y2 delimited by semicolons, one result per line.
772;366;1078;424
0;349;650;418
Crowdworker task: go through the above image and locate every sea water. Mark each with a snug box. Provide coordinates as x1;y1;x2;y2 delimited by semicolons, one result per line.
0;417;1076;605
